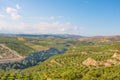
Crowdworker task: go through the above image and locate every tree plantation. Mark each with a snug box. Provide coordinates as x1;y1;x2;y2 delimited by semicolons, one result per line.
0;35;120;80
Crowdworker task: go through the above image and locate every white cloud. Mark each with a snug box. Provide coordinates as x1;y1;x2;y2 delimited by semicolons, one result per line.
49;16;54;20
0;21;25;33
25;21;79;34
16;4;21;9
60;28;65;32
31;16;63;20
5;7;21;19
0;21;79;34
0;14;5;18
74;26;78;31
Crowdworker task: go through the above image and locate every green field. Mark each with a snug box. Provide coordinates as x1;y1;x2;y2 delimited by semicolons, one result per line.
0;35;120;80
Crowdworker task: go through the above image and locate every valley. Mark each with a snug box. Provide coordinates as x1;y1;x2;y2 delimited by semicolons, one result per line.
0;35;120;80
0;0;119;79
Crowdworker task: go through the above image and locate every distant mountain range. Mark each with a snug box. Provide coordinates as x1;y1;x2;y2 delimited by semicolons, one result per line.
0;33;120;41
79;35;120;42
0;34;84;40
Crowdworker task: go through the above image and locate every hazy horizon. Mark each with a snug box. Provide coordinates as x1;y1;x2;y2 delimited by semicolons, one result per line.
0;0;120;36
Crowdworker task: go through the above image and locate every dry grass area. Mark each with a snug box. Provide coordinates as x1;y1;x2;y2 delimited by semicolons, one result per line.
82;53;120;67
50;59;62;67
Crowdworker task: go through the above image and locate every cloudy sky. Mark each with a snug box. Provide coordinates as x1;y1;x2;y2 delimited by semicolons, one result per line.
0;0;120;36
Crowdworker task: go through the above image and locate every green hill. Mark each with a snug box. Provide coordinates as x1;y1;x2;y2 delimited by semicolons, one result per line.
0;35;120;80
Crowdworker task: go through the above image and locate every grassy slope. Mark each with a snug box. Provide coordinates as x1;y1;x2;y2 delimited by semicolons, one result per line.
0;41;120;80
0;36;67;56
21;41;120;80
0;36;34;56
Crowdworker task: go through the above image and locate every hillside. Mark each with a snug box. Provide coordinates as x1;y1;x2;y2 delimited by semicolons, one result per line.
0;35;120;79
79;35;120;42
0;35;70;69
19;40;120;80
0;44;23;64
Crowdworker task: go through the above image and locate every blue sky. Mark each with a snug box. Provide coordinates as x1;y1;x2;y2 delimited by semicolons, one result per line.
0;0;120;36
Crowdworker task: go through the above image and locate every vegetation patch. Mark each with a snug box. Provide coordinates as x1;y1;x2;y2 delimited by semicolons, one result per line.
24;42;49;51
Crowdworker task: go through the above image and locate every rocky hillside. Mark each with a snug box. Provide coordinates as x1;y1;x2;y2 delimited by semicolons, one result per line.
0;44;23;63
